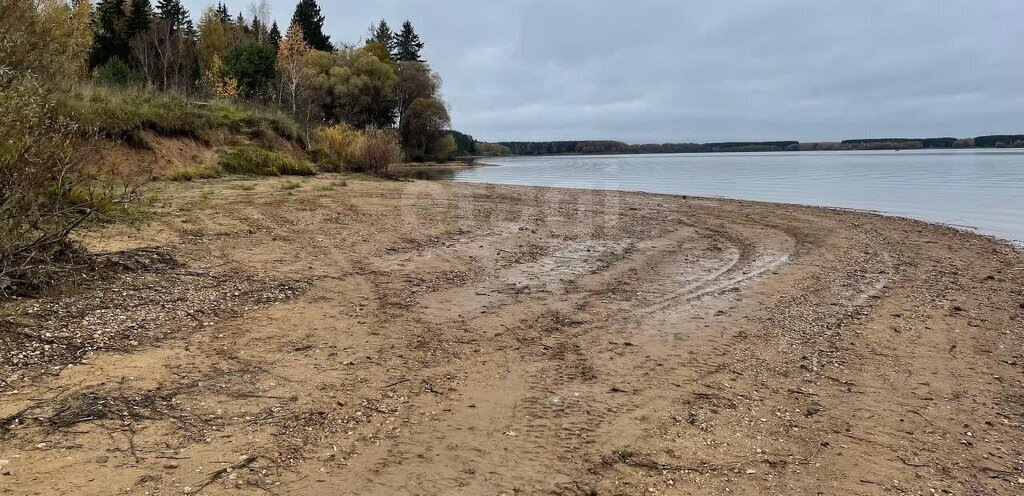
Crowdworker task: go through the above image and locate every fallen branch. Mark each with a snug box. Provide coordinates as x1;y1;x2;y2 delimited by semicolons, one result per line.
190;454;259;494
0;407;29;435
897;455;929;468
384;378;411;389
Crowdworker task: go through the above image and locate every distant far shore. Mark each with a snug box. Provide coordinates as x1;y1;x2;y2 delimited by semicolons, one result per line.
472;134;1024;157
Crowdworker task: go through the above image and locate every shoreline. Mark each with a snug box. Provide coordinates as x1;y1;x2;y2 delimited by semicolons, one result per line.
448;177;1024;247
2;176;1022;494
446;155;1024;245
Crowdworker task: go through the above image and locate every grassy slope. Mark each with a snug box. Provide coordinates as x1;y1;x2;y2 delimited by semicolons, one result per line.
58;85;304;147
58;86;322;180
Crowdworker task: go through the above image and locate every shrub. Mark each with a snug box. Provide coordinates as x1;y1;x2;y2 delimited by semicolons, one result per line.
1;71;139;297
221;147;316;176
276;158;317;176
94;58;144;87
165;166;222;181
352;127;403;175
313;124;402;175
314;123;364;172
432;133;457;162
224;42;277;99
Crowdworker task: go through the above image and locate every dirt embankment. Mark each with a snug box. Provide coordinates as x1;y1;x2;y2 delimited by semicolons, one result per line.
1;176;1022;495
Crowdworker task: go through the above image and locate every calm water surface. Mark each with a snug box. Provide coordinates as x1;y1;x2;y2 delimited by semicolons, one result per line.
433;150;1024;242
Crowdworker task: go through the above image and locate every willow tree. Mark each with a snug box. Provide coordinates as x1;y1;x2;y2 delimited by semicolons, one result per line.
1;0;93;79
306;46;398;128
399;97;450;161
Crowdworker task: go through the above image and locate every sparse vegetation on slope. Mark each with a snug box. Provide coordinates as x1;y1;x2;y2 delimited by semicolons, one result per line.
221;146;316;176
58;86;304;147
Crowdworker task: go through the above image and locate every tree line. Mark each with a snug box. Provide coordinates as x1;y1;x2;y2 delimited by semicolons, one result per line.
85;0;456;161
491;135;1024;156
497;140;801;155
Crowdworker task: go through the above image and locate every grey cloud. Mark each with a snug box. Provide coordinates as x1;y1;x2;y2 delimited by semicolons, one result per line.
184;0;1024;142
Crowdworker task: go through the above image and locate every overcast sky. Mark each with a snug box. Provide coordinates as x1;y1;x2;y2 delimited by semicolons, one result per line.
183;0;1023;143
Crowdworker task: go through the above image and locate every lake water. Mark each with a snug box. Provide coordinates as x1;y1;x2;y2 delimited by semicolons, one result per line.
421;150;1024;243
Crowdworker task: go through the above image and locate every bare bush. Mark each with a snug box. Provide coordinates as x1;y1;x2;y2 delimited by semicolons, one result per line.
314;123;364;172
315;124;401;175
0;70;139;297
352;127;403;175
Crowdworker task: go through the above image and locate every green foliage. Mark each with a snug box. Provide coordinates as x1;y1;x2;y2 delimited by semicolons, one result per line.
165;166;222;181
279;180;302;190
394;20;424;62
196;6;231;67
59;86;302;144
432;133;457;162
448;130;475;156
90;0;131;69
215;2;230;22
225;42;278;98
367;19;395;56
307;46;398;129
974;135;1024;148
364;42;395;68
399;97;450;161
1;0;89;80
127;0;154;38
315;178;346;191
396;61;439;121
156;0;194;35
474;142;512;157
268;21;282;49
289;0;331;51
95;58;145;87
221;146;316;176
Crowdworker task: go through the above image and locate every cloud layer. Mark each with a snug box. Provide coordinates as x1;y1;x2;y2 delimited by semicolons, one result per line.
184;0;1024;142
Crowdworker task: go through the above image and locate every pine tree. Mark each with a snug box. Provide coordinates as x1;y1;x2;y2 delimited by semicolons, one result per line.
126;0;154;38
394;20;424;62
156;0;193;35
215;2;230;23
251;17;265;41
289;0;331;51
89;0;131;68
235;12;250;36
268;22;282;50
367;19;395;56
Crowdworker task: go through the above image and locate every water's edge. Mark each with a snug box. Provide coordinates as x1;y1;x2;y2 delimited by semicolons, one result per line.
400;150;1024;244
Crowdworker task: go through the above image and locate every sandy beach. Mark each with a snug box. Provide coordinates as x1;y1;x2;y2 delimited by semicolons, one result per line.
1;176;1022;495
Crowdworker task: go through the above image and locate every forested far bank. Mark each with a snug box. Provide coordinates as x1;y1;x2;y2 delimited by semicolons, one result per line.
482;135;1024;156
